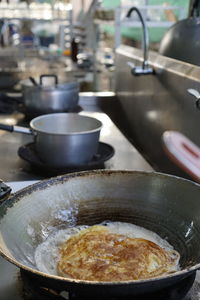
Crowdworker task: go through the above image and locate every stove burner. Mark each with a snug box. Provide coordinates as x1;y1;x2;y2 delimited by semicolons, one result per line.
0;92;22;113
18;142;114;176
20;269;196;300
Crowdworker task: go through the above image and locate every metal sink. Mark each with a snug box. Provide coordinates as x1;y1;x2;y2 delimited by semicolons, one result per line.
114;44;200;179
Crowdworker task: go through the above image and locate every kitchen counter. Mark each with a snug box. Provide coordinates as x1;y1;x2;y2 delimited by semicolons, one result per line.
0;106;155;300
1;107;200;299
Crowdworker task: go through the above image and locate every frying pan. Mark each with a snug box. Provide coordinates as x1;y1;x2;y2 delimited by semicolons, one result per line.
0;170;200;297
0;113;102;167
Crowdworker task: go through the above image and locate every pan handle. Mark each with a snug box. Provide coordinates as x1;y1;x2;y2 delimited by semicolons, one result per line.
39;74;58;86
0;180;11;204
0;124;32;135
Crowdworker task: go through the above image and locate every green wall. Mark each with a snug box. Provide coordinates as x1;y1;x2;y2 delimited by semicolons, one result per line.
102;0;189;43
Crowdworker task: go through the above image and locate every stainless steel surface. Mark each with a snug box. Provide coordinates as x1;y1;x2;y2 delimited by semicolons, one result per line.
159;0;200;65
0;80;155;299
13;125;32;134
22;75;79;114
115;45;200;178
79;91;116;107
126;7;153;76
0;104;154;298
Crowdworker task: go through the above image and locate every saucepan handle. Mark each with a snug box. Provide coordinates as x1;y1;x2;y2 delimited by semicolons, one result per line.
39;74;58;86
0;124;32;135
0;180;11;204
0;124;14;132
29;76;39;87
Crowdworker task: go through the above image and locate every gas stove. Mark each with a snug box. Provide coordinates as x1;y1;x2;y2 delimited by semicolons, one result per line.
18;270;198;300
1;109;199;299
1;259;200;300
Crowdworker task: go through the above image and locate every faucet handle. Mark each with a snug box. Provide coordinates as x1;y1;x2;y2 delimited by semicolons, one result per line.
127;61;154;76
127;61;135;68
188;88;200;99
187;88;200;109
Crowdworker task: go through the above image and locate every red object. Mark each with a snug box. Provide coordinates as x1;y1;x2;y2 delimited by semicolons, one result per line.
162;131;200;183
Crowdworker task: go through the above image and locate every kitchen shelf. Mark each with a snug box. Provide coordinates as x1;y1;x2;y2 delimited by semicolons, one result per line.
0;18;71;22
0;3;73;51
0;3;72;21
94;19;174;28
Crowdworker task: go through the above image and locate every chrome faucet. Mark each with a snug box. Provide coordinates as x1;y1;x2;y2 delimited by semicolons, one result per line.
126;7;154;76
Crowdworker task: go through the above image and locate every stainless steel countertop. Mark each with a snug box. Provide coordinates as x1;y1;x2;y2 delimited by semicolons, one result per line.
0;108;200;299
0;107;154;300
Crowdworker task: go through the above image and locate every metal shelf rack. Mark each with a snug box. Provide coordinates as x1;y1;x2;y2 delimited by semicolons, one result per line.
0;3;73;51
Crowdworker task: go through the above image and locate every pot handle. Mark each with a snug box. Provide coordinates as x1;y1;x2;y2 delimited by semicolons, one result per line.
0;180;11;204
39;74;58;86
0;124;32;135
29;76;39;87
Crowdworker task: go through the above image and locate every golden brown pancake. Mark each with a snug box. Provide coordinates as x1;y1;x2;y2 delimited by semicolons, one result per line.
57;225;179;281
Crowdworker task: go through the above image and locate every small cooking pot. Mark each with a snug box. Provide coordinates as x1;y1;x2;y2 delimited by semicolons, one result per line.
21;74;79;114
0;113;102;167
0;170;200;297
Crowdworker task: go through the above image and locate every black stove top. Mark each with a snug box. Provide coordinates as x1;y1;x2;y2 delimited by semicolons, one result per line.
1;254;200;300
17;142;114;176
16;270;198;300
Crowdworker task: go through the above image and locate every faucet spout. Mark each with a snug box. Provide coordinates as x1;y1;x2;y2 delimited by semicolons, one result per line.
126;7;154;76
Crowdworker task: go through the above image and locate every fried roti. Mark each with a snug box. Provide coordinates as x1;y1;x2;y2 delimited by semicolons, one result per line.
57;225;179;281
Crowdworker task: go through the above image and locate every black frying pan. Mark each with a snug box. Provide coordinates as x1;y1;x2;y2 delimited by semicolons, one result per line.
0;170;200;297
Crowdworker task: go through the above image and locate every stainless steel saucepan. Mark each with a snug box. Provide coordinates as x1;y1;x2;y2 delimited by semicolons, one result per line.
0;170;200;297
0;113;102;167
21;74;79;115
